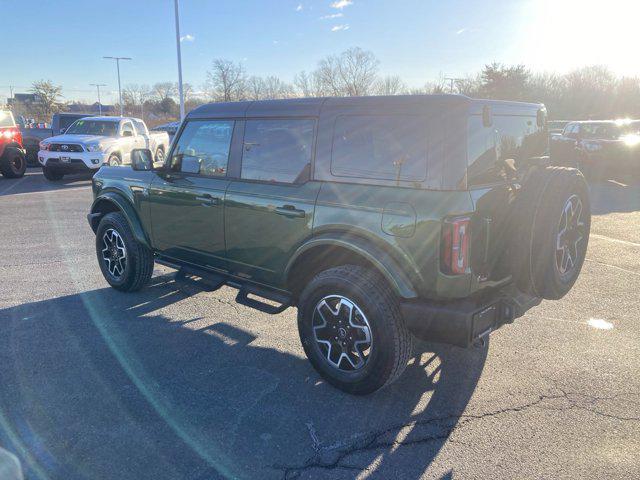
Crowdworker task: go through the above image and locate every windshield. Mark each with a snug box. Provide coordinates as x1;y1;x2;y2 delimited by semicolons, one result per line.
65;119;117;136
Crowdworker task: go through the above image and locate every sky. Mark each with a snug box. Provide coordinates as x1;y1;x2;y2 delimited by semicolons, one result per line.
2;0;639;104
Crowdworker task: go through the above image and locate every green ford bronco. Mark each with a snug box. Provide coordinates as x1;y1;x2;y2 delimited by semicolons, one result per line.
88;95;591;394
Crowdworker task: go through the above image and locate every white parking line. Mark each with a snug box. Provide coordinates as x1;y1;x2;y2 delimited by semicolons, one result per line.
0;176;29;196
590;234;640;248
0;185;90;198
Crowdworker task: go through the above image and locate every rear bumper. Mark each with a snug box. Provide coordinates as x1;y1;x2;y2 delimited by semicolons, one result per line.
402;284;541;348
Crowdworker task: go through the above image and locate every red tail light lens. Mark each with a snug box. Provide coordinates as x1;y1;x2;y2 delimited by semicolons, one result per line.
441;216;471;275
0;127;21;145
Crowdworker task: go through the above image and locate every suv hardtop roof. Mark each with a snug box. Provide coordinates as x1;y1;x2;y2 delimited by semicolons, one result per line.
188;95;544;119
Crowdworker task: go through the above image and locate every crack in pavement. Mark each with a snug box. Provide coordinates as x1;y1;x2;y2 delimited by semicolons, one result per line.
273;387;640;479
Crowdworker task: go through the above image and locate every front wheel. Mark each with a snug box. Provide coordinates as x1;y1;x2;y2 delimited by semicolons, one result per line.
108;154;121;167
42;165;64;181
155;147;165;163
297;265;412;395
0;149;27;178
96;212;154;292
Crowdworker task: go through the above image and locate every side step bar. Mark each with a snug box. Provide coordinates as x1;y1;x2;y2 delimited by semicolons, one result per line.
156;257;291;315
235;286;291;315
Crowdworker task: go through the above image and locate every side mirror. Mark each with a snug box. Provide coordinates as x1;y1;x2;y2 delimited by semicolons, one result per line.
131;149;153;171
122;130;133;137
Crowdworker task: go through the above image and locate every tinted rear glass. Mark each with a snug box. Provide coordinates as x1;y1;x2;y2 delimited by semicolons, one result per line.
59;116;84;131
241;119;315;183
331;115;428;182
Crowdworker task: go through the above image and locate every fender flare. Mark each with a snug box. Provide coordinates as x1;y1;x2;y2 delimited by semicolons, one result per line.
89;192;151;248
285;233;420;299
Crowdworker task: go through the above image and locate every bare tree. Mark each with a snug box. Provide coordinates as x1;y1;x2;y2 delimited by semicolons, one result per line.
294;70;326;97
173;82;194;102
246;76;266;100
31;80;63;119
373;75;406;95
263;76;293;99
337;47;380;96
315;47;380;96
206;59;246;102
152;82;177;102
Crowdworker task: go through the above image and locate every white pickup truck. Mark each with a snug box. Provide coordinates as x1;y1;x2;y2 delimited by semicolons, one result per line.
38;116;170;180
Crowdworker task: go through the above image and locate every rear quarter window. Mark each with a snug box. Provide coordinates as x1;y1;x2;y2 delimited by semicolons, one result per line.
330;115;428;182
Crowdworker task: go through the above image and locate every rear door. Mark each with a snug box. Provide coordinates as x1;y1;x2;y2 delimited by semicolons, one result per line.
148;119;236;271
224;118;320;287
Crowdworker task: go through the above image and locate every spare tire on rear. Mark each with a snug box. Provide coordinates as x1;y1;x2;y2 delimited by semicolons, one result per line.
509;166;591;300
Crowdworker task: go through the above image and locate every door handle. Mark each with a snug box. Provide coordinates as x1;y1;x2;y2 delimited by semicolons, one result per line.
275;205;306;218
195;193;220;206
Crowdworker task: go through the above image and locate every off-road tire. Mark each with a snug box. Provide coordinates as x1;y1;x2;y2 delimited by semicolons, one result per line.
297;265;412;395
42;165;64;181
510;166;591;300
0;148;27;178
96;212;154;292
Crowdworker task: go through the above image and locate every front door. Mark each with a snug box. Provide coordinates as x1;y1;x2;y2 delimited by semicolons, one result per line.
225;118;320;287
148;119;236;271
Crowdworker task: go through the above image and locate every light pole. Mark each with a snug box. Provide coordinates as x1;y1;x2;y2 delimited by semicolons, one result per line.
174;0;185;120
444;77;463;94
89;83;106;115
103;56;132;116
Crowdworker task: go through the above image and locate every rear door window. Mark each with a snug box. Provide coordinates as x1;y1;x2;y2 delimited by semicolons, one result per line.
330;115;428;182
241;119;315;183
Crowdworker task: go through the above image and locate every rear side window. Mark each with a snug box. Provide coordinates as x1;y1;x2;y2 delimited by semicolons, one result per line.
331;115;428;182
241;119;315;183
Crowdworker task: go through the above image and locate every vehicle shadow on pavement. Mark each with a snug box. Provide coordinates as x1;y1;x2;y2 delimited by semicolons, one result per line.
588;178;640;215
0;170;93;197
0;274;487;480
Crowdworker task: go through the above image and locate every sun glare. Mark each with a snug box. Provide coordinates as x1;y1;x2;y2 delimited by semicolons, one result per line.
523;0;640;76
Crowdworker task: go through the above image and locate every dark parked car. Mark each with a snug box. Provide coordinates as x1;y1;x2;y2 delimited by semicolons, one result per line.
548;120;569;135
152;121;180;142
0;110;27;178
550;119;640;178
87;95;591;394
18;112;96;165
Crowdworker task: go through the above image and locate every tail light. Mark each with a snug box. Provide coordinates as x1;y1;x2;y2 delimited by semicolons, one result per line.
441;216;471;275
0;127;22;145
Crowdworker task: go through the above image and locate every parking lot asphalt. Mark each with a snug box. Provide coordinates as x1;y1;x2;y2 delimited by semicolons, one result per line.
0;170;639;480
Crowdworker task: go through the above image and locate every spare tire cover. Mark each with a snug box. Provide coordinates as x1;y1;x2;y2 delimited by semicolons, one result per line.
509;166;591;300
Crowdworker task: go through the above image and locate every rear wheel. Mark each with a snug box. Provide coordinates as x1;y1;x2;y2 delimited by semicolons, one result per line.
96;212;154;292
42;165;64;181
0;149;27;178
297;265;412;395
510;166;591;300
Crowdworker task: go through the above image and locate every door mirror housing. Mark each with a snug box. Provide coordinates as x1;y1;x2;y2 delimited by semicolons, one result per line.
122;130;133;137
131;149;154;171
